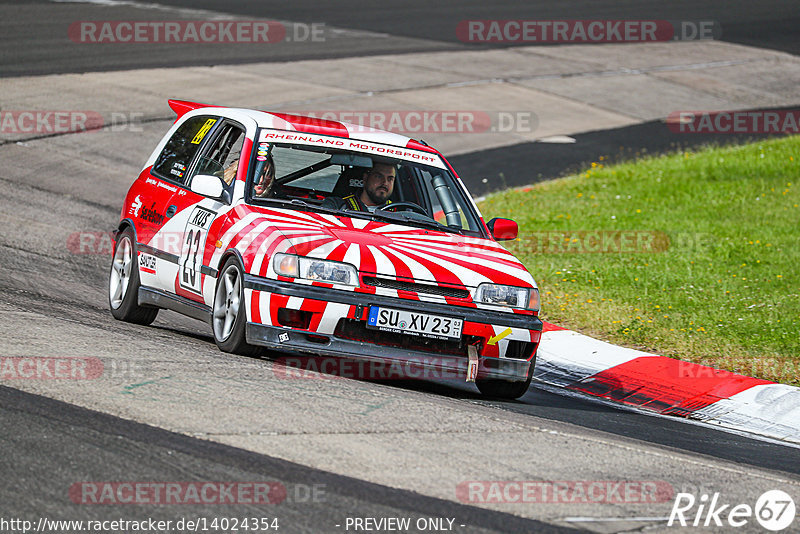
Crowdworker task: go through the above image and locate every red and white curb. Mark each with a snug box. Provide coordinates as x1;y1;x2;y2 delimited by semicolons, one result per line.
534;322;800;444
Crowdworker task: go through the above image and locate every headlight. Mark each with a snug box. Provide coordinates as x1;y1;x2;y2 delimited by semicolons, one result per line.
273;253;358;286
475;283;539;311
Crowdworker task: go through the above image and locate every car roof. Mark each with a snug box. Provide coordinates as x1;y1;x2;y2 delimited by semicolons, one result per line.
168;99;437;154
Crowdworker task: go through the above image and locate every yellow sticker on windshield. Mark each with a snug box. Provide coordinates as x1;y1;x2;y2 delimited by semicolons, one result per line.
191;118;217;144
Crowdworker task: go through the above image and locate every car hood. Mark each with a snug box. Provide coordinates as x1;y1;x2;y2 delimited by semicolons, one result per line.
265;208;536;289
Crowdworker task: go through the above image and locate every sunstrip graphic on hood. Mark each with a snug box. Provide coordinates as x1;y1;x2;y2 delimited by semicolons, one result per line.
229;207;536;290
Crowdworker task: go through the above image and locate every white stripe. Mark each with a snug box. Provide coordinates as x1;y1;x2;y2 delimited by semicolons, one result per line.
304;238;345;259
316;303;350;334
377;246;436;282
385;243;491;287
534;330;648;387
691;383;800;443
392;239;531;281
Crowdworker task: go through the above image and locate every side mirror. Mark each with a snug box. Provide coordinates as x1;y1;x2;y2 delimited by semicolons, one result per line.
486;217;518;241
190;174;224;200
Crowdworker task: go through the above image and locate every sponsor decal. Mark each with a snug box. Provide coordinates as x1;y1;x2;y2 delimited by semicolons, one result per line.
179;206;217;293
487;328;512;346
128;195;142;217
140;202;165;225
138;252;157;274
191;118;217;144
258;130;445;168
170;162;186;179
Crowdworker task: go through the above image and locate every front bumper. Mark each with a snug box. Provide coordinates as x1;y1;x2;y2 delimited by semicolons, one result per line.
243;275;542;382
246;322;533;381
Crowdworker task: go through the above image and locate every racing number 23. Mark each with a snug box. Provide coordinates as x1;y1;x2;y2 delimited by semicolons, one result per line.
179;206;216;293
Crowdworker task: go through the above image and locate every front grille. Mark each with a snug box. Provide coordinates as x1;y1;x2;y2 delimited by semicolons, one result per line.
334;319;480;357
362;276;470;299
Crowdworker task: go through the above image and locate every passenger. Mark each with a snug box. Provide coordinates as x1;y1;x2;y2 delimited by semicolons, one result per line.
221;153;275;198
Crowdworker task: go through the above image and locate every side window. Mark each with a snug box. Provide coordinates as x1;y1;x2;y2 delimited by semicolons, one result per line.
188;123;245;190
152;115;219;183
419;170;479;231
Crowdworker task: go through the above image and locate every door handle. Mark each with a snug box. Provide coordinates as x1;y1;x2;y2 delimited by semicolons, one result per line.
166;205;177;218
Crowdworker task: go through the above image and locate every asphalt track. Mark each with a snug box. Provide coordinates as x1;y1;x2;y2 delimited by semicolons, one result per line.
1;0;798;77
2;1;800;532
0;386;572;534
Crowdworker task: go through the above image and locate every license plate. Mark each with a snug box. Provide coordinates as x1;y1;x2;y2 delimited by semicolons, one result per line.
366;306;463;340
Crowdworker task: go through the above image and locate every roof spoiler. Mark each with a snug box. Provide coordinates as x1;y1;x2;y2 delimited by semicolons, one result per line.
168;99;215;119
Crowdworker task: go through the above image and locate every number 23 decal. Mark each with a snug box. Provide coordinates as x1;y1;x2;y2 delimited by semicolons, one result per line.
179;206;216;293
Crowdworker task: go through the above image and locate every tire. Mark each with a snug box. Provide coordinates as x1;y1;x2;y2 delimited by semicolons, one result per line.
108;228;159;325
212;258;260;356
476;360;534;400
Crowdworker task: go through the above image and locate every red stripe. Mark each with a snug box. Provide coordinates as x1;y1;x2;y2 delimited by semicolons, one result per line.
250;290;261;324
542;321;566;332
391;241;527;287
568;356;772;416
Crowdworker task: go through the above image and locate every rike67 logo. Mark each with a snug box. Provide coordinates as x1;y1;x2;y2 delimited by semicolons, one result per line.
669;490;795;531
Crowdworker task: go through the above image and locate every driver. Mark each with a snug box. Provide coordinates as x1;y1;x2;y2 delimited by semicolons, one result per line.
323;163;396;212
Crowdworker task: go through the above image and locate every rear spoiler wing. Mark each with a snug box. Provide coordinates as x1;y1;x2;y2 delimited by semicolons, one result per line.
168;99;216;120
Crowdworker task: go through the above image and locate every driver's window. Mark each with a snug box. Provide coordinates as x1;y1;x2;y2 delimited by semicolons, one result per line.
188;124;244;191
419;170;477;231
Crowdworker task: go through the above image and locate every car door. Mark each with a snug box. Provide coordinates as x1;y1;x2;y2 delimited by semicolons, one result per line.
136;114;222;293
164;120;247;305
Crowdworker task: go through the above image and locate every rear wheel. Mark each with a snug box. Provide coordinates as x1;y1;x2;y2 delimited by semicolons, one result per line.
212;258;259;355
476;360;534;400
108;228;158;325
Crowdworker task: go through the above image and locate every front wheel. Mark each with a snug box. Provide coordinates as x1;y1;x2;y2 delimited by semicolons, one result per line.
108;228;158;325
212;258;259;355
476;361;534;400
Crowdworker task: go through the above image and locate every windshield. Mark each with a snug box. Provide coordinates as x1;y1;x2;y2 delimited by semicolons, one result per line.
247;131;485;237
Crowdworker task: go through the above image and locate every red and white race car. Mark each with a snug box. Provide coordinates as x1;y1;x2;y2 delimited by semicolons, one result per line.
109;100;542;398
